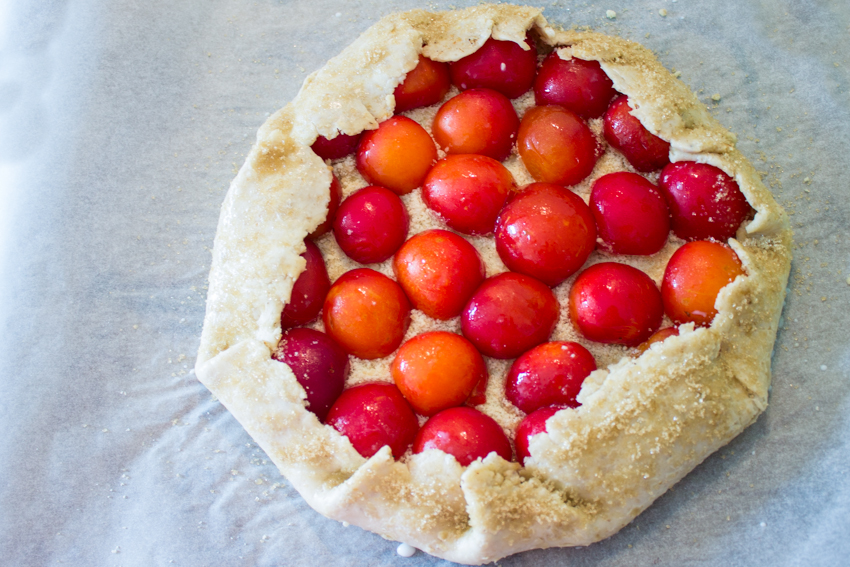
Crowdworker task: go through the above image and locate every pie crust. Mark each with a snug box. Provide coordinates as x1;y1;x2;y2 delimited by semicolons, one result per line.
195;5;792;564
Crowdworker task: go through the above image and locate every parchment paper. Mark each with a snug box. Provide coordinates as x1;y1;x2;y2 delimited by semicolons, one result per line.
1;0;848;565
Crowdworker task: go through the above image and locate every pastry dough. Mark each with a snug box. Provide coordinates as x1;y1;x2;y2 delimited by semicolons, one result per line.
195;5;791;564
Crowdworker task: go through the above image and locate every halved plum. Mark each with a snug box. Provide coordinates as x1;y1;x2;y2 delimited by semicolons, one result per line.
533;54;616;119
323;268;411;360
517;105;600;186
658;161;752;242
393;229;485;320
311;132;362;160
326;383;419;460
273;328;349;422
394;55;451;112
281;239;330;329
589;172;670;256
432;88;519;161
333;186;409;264
662;240;745;327
413;406;512;466
462;272;559;359
356;116;437;194
392;331;487;416
514;405;565;465
449;36;537;99
569;262;663;347
495;182;596;286
603;94;670;172
422;154;515;236
505;341;596;414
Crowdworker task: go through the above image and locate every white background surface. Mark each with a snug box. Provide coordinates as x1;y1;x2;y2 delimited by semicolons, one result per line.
1;0;849;565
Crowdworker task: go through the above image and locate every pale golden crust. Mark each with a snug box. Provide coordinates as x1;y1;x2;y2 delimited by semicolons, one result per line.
196;5;791;564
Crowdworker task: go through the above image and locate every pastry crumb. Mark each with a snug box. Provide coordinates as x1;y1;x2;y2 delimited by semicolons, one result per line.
606;10;617;19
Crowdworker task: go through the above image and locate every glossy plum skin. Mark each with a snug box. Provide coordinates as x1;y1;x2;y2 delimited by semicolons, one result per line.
533;54;617;119
590;172;671;255
449;37;538;99
662;240;745;327
356;116;437;194
311;132;362;160
308;174;342;239
280;239;331;329
413;407;512;466
393;229;485;320
422;154;515;235
495;182;597;286
432;89;520;161
462;272;559;359
323;268;411;360
333;186;409;264
392;331;487;416
603;95;670;172
514;405;564;465
466;373;489;407
272;328;349;422
658;161;752;242
394;55;451;113
517;105;600;186
634;326;680;356
569;262;663;346
505;341;597;414
326;383;419;460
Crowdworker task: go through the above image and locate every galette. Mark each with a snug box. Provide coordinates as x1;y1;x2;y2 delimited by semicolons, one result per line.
196;4;791;564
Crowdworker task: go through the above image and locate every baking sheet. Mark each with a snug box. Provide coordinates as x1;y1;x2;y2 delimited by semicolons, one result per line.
1;0;848;565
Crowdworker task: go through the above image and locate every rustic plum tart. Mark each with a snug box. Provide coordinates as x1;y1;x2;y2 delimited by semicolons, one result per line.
196;4;791;564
